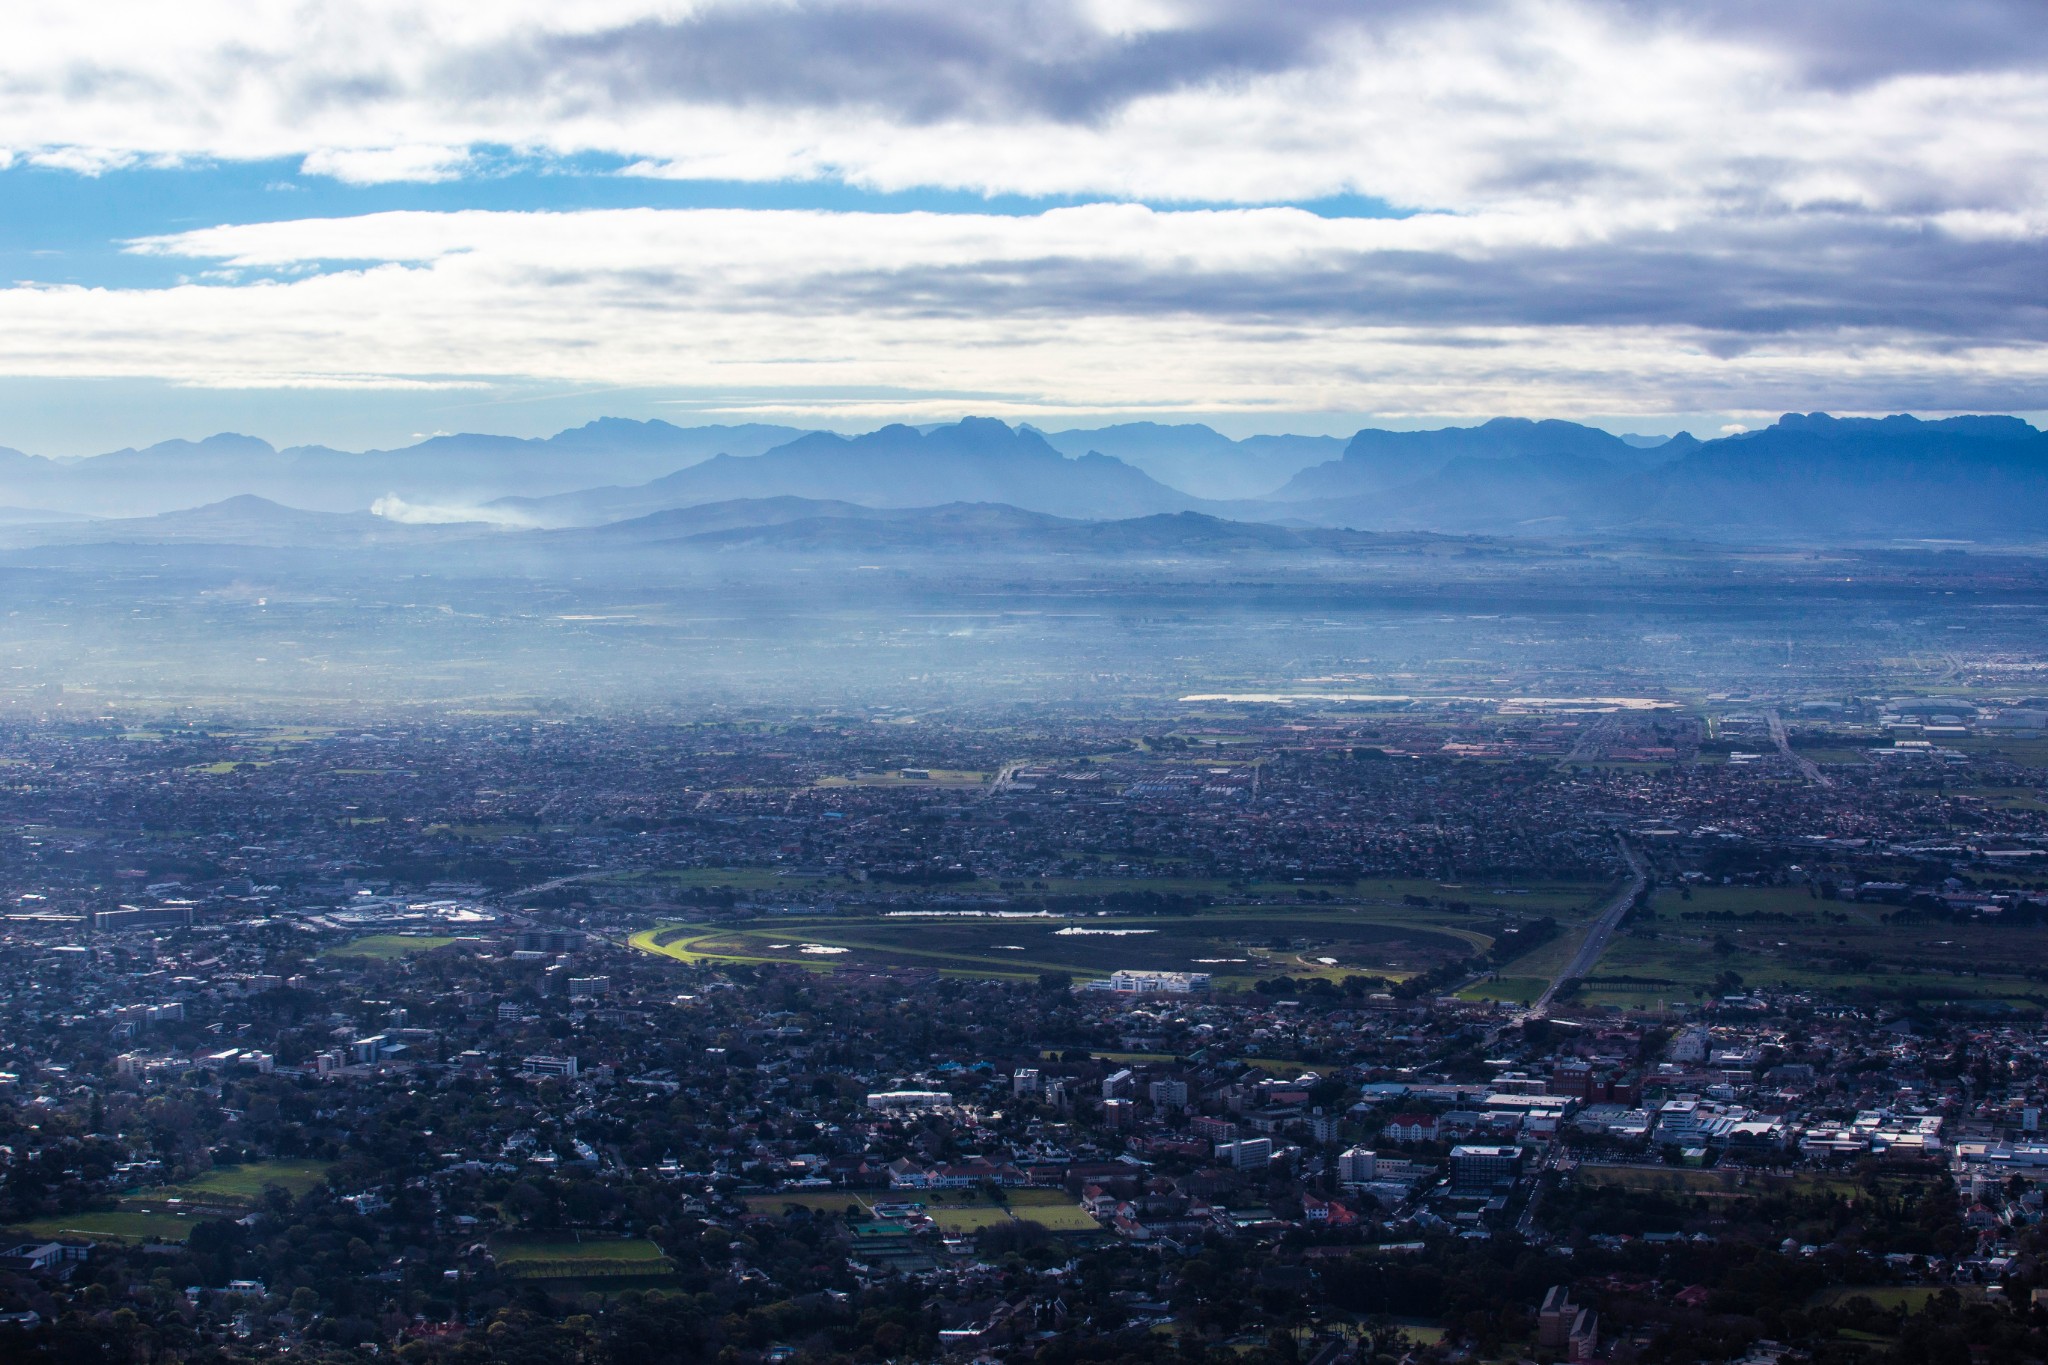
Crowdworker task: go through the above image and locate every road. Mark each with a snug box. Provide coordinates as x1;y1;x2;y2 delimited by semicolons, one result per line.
1766;709;1834;787
1528;838;1647;1017
1563;713;1620;764
495;868;612;914
986;761;1026;798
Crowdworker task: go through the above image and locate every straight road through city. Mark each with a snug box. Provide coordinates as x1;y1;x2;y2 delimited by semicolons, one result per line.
1530;838;1647;1017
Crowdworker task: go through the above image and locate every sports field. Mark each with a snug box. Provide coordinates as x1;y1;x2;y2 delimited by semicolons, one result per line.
636;910;1490;986
320;934;458;960
490;1235;675;1280
1461;884;2048;1012
746;1187;1097;1233
127;1160;333;1209
6;1209;193;1243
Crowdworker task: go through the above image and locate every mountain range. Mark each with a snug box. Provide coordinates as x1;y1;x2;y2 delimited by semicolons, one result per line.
0;411;2042;546
0;419;807;519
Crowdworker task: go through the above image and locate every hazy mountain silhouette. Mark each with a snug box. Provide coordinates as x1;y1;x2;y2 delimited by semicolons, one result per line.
2;411;2045;544
521;418;1202;521
1035;422;1344;499
1270;413;2048;541
0;420;807;517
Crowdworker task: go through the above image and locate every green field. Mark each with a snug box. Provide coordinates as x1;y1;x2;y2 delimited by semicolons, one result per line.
1575;1164;1879;1200
634;908;1500;987
1568;884;2048;1011
745;1187;1098;1233
619;866;1604;906
320;934;458;960
129;1161;333;1209
7;1209;193;1243
1814;1286;1973;1312
745;1192;873;1216
1451;880;2048;1013
490;1235;675;1280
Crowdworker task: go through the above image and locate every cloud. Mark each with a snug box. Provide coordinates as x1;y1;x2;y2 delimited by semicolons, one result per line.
0;1;2042;213
489;1;1371;127
299;144;473;184
0;203;2035;421
371;494;533;525
1;3;2044;421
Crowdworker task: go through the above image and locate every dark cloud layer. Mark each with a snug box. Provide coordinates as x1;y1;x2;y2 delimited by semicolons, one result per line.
459;0;2048;127
474;0;1400;125
666;221;2046;346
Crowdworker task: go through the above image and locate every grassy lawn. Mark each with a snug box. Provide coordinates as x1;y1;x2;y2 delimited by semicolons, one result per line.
620;868;1607;912
816;768;990;787
130;1161;333;1208
490;1235;674;1279
745;1192;874;1216
1579;1164;1926;1202
746;1187;1098;1233
636;910;1488;987
928;1190;1100;1235
8;1209;193;1243
1460;975;1547;1005
320;934;458;960
927;1205;1019;1233
1814;1287;1966;1312
1941;737;2048;769
1501;884;2048;1011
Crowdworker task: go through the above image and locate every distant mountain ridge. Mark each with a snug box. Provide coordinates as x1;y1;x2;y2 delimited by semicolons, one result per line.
1;410;2044;544
1035;422;1344;499
0;493;1406;559
498;418;1202;524
1272;412;2048;540
0;419;808;518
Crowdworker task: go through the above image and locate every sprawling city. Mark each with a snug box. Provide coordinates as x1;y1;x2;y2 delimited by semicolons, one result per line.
1;668;2047;1364
6;2;2048;1363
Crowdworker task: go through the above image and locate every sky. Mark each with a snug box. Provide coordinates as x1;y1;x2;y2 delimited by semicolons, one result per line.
2;0;2046;455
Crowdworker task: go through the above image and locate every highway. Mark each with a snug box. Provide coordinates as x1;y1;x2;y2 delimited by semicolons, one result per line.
1766;709;1834;788
1529;838;1648;1018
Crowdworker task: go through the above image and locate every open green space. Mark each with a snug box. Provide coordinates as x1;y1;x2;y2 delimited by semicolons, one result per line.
1939;736;2048;768
1463;974;1547;1005
1814;1287;1972;1312
1520;885;2048;1011
745;1192;873;1216
128;1161;333;1209
744;1186;1098;1233
1575;1165;1892;1200
490;1235;675;1280
618;866;1605;909
633;907;1501;987
320;934;458;960
7;1209;193;1243
815;768;990;787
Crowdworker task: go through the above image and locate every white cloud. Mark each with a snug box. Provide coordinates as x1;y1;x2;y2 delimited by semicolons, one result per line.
0;203;2036;420
1;3;2044;419
299;145;474;185
0;1;2040;218
371;494;533;525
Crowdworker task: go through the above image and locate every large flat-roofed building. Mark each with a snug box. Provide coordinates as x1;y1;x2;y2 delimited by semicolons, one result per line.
1092;970;1212;994
93;905;193;933
1449;1143;1523;1192
865;1090;952;1111
1337;1146;1378;1185
521;1055;579;1079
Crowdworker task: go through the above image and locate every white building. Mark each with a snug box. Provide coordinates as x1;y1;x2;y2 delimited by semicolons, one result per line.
522;1055;579;1079
1216;1137;1274;1170
1148;1079;1189;1110
1105;970;1212;994
1338;1146;1378;1185
865;1090;952;1111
